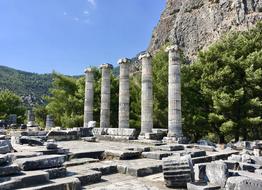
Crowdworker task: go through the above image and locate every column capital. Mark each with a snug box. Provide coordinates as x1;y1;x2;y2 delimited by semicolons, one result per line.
165;45;179;53
118;58;131;65
138;52;151;60
100;63;113;69
84;67;94;73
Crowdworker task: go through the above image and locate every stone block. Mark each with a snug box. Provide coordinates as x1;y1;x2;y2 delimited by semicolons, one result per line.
195;145;216;152
69;150;104;159
0;140;13;153
194;163;207;182
162;155;193;188
82;136;96;142
255;169;262;175
224;160;240;170
79;127;93;137
0;154;13;166
70;170;102;185
106;150;141;160
92;128;107;135
0;170;49;189
142;151;172;160
187;182;221;190
0;164;21;176
46;142;58;149
117;159;162;177
205;161;228;187
15;155;66;170
239;162;262;172
0;145;10;154
158;144;185;151
19;136;44;146
225;176;262;190
44;167;67;179
18;176;81;190
63;158;98;167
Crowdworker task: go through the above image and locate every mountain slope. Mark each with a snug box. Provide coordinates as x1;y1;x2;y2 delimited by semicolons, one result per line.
148;0;262;62
0;65;53;106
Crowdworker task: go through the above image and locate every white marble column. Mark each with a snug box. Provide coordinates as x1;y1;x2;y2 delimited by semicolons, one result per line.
139;52;153;136
118;58;130;129
84;68;94;128
100;64;113;128
166;45;183;138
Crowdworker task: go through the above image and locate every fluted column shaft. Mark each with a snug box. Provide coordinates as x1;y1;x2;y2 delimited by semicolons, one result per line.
166;45;183;138
84;68;94;127
100;64;113;128
118;58;130;128
140;53;153;135
46;115;54;129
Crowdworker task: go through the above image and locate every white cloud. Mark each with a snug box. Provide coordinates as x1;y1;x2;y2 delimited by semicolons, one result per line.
63;12;68;16
87;0;96;7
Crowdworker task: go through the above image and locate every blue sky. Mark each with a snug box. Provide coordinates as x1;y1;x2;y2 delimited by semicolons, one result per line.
0;0;165;75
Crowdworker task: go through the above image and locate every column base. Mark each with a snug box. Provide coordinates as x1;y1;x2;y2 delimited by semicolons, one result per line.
163;136;188;144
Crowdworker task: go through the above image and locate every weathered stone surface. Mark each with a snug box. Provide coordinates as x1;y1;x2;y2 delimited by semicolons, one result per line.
84;68;94;128
255;169;262;175
142;151;173;160
205;161;228;187
19;136;44;146
44;167;67;179
46;142;58;149
0;154;13;166
117;159;162;177
225;176;262;190
47;130;78;141
239;162;262;172
106;150;141;160
148;0;262;64
187;182;221;190
82;136;96;142
0;170;49;190
64;158;98;167
18;176;81;190
15;155;66;170
158;144;185;151
100;63;113;128
194;163;207;182
68;161;117;175
162;155;193;188
69;150;104;159
0;140;13;153
140;52;153;136
0;164;21;176
68;170;102;185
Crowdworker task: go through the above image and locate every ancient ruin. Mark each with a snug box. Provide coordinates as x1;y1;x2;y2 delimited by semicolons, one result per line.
99;64;113;129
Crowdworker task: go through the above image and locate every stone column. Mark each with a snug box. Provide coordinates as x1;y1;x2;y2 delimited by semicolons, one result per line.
139;52;153;136
45;115;54;129
118;58;130;129
166;45;183;138
27;110;35;127
84;68;94;128
100;64;113;128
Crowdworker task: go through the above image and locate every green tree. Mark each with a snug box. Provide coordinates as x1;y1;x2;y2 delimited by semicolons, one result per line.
0;90;26;124
196;22;262;142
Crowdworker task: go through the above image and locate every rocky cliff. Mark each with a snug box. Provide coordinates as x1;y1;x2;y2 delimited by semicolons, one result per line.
148;0;262;63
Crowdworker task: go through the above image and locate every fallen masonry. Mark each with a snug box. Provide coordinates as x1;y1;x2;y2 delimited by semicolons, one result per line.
0;135;262;190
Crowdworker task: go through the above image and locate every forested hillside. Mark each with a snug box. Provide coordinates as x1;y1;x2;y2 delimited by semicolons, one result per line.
0;66;52;106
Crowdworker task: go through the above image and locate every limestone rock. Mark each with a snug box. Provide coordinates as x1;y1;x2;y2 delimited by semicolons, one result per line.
148;0;262;64
15;155;66;170
205;160;228;187
225;176;262;190
162;155;193;188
